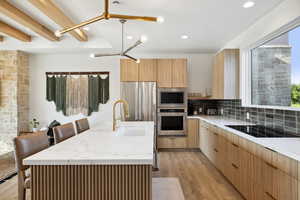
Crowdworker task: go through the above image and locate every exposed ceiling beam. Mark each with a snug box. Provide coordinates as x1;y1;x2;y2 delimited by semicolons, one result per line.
0;0;59;41
28;0;88;42
0;21;31;42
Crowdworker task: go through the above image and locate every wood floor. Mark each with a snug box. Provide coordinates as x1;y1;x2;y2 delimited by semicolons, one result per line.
0;152;15;180
0;151;243;200
153;151;243;200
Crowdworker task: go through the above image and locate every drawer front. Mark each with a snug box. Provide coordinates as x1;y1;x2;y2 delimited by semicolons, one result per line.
158;137;187;149
262;146;298;179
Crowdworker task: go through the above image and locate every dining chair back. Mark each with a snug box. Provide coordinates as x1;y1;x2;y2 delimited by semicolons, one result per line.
75;118;90;134
53;123;76;144
13;131;49;200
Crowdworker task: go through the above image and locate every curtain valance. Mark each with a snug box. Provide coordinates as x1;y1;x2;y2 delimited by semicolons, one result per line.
46;72;110;116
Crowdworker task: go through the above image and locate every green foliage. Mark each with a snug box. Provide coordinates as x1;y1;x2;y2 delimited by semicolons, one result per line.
291;84;300;106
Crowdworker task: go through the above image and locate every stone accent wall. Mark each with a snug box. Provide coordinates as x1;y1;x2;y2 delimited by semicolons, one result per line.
17;52;29;134
0;51;29;155
252;46;291;106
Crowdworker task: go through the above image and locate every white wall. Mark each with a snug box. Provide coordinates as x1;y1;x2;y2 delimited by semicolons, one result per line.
224;0;300;49
29;53;213;128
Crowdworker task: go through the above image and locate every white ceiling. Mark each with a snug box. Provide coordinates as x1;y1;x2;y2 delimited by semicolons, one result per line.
0;0;284;54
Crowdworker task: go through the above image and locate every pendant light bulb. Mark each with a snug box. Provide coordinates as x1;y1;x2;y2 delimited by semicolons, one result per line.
157;16;164;24
136;59;141;64
90;53;96;58
55;30;62;37
140;35;148;43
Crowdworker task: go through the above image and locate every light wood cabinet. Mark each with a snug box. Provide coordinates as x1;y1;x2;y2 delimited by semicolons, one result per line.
157;59;173;87
216;134;228;175
157;136;187;149
199;119;299;200
172;59;187;88
121;58;187;87
120;59;139;81
138;59;157;81
187;119;199;148
120;59;157;82
212;49;239;99
157;58;187;88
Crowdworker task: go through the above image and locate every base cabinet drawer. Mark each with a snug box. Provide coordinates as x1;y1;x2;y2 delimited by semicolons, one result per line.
158;137;187;149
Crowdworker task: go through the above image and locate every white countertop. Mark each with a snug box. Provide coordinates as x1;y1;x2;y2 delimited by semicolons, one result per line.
24;121;154;166
188;115;300;162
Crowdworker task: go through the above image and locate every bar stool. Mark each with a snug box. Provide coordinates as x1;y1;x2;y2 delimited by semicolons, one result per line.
13;131;49;200
53;122;76;144
75;118;90;134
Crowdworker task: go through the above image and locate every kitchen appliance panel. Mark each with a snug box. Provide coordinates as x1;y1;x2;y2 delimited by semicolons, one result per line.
121;82;156;121
139;82;157;121
120;82;139;121
158;88;187;108
226;125;300;138
158;108;187;136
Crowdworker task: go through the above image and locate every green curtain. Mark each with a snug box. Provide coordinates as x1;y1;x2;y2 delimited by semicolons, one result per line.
54;76;67;115
99;75;109;104
46;76;56;101
88;75;100;116
46;74;109;116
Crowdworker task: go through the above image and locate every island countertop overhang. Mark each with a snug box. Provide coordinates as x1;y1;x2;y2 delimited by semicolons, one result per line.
23;122;154;166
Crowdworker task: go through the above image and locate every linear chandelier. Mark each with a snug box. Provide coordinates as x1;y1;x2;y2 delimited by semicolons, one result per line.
54;0;164;37
90;19;146;63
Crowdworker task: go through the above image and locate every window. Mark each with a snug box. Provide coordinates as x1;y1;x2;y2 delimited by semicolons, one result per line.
251;25;300;108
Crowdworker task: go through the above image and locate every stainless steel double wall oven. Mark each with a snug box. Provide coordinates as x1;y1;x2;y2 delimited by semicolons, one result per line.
157;88;187;136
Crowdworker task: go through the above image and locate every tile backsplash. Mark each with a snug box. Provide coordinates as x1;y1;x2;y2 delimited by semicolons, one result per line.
189;99;300;135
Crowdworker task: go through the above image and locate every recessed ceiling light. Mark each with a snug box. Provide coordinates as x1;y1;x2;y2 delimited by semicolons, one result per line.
181;35;189;39
243;1;255;8
127;35;133;40
83;27;90;31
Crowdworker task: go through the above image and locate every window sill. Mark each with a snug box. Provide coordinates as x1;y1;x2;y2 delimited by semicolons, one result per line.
242;104;300;111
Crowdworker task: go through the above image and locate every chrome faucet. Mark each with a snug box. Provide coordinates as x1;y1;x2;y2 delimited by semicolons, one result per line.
113;99;129;131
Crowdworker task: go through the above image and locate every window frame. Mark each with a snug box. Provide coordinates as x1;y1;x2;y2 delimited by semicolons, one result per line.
241;16;300;111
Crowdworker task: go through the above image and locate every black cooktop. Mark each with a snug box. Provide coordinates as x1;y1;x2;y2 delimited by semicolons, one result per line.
226;125;299;138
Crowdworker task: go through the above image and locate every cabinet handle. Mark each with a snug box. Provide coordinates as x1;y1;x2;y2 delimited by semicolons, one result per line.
231;142;239;148
265;161;278;170
231;163;239;169
265;192;277;200
214;148;218;153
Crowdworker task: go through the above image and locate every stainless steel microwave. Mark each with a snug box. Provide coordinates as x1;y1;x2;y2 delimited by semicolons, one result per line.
158;88;187;108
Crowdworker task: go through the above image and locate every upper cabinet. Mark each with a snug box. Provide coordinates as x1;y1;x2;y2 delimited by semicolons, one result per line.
157;58;187;88
120;59;157;82
139;59;157;81
121;58;187;88
157;59;173;87
120;59;139;81
212;49;239;99
172;59;188;88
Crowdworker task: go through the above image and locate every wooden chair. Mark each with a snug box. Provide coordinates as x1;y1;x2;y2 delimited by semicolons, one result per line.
75;118;90;134
53;123;76;144
13;131;49;200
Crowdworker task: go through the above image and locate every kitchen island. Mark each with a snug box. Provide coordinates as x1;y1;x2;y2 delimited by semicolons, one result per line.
24;122;154;200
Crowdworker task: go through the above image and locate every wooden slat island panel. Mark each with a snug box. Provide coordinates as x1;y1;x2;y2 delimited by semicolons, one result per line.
31;165;152;200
